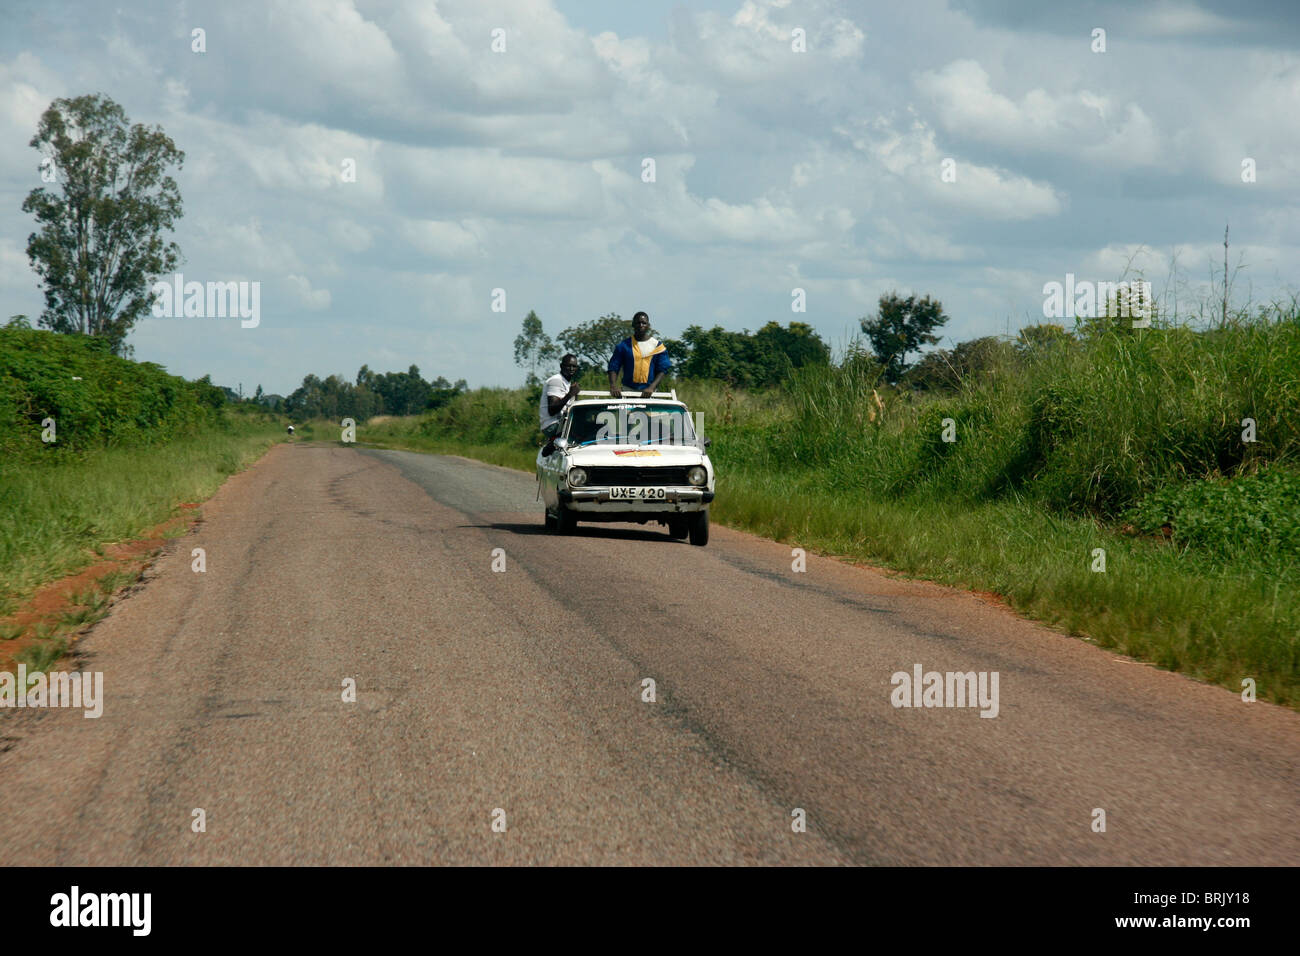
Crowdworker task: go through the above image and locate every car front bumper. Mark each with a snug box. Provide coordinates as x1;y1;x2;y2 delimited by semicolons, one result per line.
559;487;714;513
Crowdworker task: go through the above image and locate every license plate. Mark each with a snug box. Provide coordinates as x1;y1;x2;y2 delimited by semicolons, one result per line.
608;487;667;500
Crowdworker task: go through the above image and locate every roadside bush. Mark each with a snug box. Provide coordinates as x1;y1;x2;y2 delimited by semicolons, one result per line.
0;327;223;459
1125;466;1300;566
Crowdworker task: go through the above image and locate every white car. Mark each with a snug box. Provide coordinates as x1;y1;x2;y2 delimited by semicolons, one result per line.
537;390;715;545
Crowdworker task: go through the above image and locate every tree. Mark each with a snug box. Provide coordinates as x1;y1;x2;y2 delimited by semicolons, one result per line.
22;94;185;356
677;325;747;384
1014;323;1073;354
860;293;949;384
285;372;381;421
512;310;559;385
659;334;690;369
558;312;631;368
676;321;830;387
750;321;830;383
355;363;431;415
428;375;467;410
903;336;1017;391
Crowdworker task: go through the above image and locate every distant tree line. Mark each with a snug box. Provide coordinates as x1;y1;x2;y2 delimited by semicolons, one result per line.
511;294;1146;395
227;365;466;420
514;295;949;389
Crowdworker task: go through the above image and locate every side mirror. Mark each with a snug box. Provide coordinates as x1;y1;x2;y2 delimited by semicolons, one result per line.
703;437;712;449
553;438;569;452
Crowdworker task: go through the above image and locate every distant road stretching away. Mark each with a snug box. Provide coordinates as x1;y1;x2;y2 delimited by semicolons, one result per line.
1;444;1295;865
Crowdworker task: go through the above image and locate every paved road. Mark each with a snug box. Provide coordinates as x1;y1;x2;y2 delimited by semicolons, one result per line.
1;444;1296;864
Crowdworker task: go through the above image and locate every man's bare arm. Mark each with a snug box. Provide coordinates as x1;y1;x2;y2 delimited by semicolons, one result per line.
608;369;622;398
548;382;580;415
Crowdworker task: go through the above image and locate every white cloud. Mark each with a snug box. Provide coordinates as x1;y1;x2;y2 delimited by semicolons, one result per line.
690;0;865;84
327;219;374;253
916;59;1164;169
836;114;1062;222
286;273;331;310
0;53;62;177
0;237;34;297
398;219;481;260
384;145;605;219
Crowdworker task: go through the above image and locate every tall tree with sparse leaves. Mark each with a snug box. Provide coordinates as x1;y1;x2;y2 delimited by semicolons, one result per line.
860;292;950;384
22;93;185;356
512;310;559;385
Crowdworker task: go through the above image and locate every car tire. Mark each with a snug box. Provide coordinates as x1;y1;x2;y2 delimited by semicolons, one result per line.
556;507;578;535
688;510;709;546
544;509;557;530
667;518;689;539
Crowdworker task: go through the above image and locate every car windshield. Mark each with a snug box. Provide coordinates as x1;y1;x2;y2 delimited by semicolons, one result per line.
566;403;698;445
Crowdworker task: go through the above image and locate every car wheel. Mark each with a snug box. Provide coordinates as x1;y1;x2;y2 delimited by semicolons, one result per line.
556;507;578;535
667;518;689;539
688;510;709;546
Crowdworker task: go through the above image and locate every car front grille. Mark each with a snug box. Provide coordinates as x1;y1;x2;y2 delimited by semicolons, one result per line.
583;465;692;486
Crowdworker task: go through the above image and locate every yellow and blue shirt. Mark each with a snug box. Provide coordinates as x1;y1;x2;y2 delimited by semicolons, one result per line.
609;336;671;388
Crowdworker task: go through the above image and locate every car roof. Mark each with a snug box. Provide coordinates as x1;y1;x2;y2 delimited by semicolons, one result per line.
569;397;685;405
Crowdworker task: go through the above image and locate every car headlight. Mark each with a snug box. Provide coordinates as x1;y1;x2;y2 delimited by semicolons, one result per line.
687;466;707;486
568;467;587;487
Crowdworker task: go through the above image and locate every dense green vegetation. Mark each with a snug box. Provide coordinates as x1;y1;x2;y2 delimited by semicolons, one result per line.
0;325;226;459
364;308;1300;532
341;307;1300;704
770;314;1299;521
0;326;283;617
1125;467;1300;568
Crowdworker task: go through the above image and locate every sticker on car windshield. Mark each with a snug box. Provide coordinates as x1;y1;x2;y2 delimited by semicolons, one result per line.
608;487;667;500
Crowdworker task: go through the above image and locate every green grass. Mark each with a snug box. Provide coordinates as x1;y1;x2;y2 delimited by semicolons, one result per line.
1;568;144;675
716;467;1297;702
17;626;67;674
0;417;282;618
57;603;102;629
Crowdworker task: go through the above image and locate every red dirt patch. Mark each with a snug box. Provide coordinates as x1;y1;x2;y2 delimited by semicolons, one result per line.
970;589;1013;610
0;509;200;671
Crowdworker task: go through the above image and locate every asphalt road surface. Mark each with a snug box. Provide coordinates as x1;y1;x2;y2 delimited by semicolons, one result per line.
1;444;1296;865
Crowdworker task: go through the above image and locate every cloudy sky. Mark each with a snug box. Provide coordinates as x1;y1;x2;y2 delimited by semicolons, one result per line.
2;0;1297;394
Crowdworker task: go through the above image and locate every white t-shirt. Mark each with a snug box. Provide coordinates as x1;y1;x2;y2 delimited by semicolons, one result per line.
539;373;572;430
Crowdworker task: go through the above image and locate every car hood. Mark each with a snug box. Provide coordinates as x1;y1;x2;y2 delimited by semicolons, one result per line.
565;444;707;467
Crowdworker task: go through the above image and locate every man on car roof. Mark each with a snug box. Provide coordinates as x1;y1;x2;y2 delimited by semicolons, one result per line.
608;311;671;399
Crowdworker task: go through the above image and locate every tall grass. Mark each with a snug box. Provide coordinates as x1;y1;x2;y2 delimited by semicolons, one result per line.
777;315;1300;516
0;417;282;616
